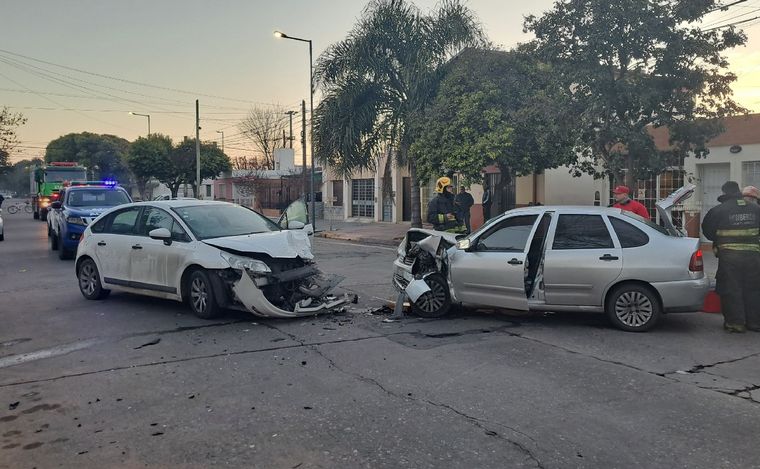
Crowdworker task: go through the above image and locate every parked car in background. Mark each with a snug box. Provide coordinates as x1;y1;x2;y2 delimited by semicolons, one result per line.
394;186;708;332
75;199;348;319
48;183;132;259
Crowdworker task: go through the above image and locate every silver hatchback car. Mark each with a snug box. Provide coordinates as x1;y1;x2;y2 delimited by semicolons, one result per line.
393;186;709;332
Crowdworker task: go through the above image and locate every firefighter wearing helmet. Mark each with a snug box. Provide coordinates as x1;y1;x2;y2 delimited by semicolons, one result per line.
427;177;463;232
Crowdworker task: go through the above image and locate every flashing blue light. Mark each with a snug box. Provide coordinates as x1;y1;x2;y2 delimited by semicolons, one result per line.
103;180;117;186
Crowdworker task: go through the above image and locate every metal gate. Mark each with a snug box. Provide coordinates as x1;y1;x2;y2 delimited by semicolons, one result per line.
699;163;730;240
351;178;375;218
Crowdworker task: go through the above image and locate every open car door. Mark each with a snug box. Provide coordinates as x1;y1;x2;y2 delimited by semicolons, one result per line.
278;199;313;234
655;184;695;236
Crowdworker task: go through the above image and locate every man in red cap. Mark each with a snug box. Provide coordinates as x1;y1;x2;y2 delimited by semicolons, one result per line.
612;186;650;219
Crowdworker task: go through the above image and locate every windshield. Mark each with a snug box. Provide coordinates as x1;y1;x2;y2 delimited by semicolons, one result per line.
45;169;87;182
621;211;670;236
67;189;131;207
172;204;279;240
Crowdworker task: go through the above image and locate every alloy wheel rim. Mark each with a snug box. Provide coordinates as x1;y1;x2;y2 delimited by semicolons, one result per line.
615;291;653;327
191;277;208;312
418;279;446;313
79;263;97;296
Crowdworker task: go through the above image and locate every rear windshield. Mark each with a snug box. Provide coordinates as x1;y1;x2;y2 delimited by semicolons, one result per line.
621;211;670;236
67;189;131;207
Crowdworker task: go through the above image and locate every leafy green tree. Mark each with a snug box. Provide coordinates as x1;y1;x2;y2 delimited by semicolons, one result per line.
45;132;132;183
127;134;173;200
525;0;747;187
412;48;579;187
0;158;42;196
313;0;484;227
163;138;231;198
0;107;27;173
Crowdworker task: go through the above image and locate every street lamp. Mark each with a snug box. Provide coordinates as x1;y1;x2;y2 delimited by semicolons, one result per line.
129;112;151;136
274;30;316;229
216;130;224;152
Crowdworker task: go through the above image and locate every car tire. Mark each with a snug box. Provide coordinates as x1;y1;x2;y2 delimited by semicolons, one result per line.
33;211;39;220
58;232;73;260
411;274;452;318
50;229;59;251
78;258;110;300
606;284;662;332
187;270;221;319
40;210;47;222
0;233;4;241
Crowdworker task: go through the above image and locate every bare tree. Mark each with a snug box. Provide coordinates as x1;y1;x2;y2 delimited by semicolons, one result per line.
238;106;288;170
233;156;268;199
231;155;266;171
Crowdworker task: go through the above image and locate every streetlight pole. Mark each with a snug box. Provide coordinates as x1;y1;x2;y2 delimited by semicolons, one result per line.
216;130;224;153
274;30;316;230
129;112;150;136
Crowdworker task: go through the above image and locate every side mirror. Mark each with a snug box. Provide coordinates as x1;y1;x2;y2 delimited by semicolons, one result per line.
51;201;62;210
149;227;172;245
456;238;472;251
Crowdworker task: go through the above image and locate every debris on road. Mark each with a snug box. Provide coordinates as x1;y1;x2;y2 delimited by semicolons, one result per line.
134;338;161;350
8;401;19;410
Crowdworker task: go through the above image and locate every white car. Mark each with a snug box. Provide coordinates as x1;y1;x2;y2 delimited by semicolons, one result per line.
75;199;348;318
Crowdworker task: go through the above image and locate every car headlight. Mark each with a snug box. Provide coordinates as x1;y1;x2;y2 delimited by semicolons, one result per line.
220;252;271;275
66;216;87;226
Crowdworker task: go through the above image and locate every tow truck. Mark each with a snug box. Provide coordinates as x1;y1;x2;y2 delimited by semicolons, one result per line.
48;181;132;259
31;162;88;221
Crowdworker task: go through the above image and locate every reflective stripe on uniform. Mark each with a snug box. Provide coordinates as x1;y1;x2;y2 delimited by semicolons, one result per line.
716;228;760;237
718;243;760;252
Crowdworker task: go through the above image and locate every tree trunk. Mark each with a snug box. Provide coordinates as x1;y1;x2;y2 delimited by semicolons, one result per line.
408;151;422;228
624;153;635;189
136;179;148;201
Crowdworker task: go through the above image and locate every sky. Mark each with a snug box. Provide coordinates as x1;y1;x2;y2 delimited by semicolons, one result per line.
2;0;760;164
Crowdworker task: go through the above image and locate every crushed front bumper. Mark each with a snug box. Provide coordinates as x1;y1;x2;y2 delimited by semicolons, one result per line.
231;270;350;318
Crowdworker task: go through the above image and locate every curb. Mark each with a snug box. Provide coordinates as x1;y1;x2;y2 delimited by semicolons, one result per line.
316;231;402;247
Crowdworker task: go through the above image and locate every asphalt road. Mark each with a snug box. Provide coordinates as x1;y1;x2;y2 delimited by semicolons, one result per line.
1;210;759;469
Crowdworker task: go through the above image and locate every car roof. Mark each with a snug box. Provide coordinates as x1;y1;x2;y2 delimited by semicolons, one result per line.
65;185;126;190
131;199;231;209
500;206;624;216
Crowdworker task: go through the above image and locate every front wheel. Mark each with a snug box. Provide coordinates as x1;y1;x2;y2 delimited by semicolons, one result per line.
78;258;110;300
7;205;18;214
187;270;221;319
606;284;662;332
58;232;73;260
411;274;452;318
24;205;32;214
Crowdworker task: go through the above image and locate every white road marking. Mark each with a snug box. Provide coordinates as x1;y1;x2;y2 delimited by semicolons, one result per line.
0;338;104;369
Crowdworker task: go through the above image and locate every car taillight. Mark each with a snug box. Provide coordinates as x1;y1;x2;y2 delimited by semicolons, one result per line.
689;250;703;272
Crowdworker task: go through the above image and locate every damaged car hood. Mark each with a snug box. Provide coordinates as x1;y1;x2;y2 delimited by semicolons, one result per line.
203;229;314;259
406;228;460;245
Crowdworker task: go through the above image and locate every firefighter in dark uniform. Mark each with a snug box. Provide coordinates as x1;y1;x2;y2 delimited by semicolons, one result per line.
702;181;760;333
427;177;463;232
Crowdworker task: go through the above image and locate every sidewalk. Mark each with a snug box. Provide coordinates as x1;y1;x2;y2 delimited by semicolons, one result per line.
315;219;719;279
316;219;412;246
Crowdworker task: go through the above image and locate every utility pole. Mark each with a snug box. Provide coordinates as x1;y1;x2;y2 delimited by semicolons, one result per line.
283;129;287;148
301;99;308;221
308;39;316;230
216;130;224;153
285;110;297;149
195;99;201;199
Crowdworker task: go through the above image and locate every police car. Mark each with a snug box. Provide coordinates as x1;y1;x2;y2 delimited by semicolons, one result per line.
48;182;132;259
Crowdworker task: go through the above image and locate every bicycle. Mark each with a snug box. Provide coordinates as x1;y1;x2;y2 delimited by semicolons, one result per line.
5;201;32;215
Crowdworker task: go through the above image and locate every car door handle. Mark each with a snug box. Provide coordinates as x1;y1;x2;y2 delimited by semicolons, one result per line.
508;258;523;265
132;244;143;250
599;254;619;261
97;241;106;246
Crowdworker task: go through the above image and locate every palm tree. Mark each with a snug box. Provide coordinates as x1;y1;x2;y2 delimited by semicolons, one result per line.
313;0;484;227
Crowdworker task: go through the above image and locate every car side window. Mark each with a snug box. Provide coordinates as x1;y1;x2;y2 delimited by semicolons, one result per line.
139;207;191;242
91;216;107;233
609;217;649;248
477;215;538;252
553;214;614;250
106;207;141;235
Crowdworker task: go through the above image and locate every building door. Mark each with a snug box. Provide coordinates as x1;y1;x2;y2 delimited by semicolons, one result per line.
332;180;343;206
351;178;375;218
402;177;412;221
699;163;730;240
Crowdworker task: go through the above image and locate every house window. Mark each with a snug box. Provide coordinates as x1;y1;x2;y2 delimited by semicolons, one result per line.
205;185;212;197
351;178;374;218
742;161;760;188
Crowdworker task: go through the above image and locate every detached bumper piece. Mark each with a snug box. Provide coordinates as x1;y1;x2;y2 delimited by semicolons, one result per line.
231;268;350;318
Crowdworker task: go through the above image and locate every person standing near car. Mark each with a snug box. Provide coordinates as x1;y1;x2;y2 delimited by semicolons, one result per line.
702;181;760;333
454;186;474;233
611;185;650;219
482;180;493;222
427;177;461;232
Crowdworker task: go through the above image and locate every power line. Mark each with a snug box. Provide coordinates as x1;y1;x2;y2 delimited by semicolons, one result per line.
0;47;289;107
703;14;760;30
703;7;760;28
